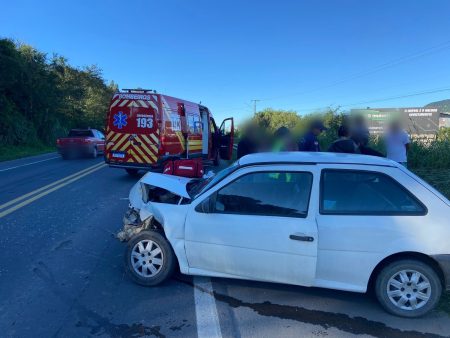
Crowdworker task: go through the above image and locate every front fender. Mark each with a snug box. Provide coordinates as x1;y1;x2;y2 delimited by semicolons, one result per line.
139;202;190;273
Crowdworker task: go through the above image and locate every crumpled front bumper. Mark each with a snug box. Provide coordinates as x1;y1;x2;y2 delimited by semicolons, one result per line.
116;208;153;242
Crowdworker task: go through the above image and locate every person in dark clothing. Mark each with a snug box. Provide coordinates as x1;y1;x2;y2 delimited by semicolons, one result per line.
350;114;384;157
237;124;258;159
298;120;327;152
359;144;384;157
351;115;370;148
328;125;360;153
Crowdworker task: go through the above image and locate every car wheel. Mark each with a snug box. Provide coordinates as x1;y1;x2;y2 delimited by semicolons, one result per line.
125;168;139;176
125;231;176;286
375;259;442;317
91;147;98;158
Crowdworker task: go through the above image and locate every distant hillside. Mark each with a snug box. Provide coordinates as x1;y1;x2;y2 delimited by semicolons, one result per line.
425;99;450;112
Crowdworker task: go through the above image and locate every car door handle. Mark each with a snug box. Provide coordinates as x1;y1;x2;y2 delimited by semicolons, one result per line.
289;234;314;242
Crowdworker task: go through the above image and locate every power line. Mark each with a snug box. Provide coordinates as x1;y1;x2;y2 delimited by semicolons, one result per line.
214;39;450;114
212;40;450;116
287;87;450;113
340;87;450;108
259;40;450;102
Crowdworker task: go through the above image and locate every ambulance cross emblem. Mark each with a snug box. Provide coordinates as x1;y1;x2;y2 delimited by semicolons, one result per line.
113;111;127;129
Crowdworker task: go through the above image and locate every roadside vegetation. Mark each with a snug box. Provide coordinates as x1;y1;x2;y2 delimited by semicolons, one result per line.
0;38;117;161
0;144;55;162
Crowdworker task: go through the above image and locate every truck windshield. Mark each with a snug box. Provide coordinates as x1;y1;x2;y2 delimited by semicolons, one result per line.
188;161;238;199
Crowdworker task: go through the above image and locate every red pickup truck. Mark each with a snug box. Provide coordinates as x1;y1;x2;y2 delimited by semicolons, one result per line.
56;129;105;159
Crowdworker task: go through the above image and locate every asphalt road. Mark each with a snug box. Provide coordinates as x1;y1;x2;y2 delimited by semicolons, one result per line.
0;153;449;338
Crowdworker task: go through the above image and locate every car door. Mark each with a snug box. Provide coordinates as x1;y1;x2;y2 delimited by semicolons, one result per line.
218;117;234;160
184;164;319;286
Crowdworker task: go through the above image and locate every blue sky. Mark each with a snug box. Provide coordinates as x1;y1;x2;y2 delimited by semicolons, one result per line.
2;0;450;122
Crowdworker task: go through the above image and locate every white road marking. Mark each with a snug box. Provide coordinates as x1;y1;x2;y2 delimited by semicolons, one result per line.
194;277;223;338
0;156;59;172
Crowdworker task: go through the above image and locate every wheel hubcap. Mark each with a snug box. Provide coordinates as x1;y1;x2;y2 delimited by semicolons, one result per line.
130;240;164;278
387;269;431;310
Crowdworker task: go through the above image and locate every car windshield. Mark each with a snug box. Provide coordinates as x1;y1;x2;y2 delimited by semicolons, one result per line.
188;161;239;199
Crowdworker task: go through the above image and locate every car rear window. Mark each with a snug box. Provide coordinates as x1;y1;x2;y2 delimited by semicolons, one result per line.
320;169;426;215
68;130;94;137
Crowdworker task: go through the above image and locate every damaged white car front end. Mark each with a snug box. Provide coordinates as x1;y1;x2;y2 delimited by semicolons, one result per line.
117;173;194;242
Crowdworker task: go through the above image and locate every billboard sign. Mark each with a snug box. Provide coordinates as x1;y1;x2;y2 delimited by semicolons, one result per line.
350;107;440;135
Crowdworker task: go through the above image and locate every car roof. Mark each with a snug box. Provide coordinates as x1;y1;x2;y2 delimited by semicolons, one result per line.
237;152;399;168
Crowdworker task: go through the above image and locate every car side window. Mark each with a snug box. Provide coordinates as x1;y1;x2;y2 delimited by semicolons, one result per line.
320;170;426;215
212;171;313;218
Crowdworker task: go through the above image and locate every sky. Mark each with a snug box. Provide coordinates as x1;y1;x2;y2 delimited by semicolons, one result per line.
2;0;450;123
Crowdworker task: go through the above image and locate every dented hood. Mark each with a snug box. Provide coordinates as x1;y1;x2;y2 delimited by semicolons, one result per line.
140;173;192;198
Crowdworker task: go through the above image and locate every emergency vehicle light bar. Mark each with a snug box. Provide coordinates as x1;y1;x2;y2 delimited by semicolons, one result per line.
122;89;156;93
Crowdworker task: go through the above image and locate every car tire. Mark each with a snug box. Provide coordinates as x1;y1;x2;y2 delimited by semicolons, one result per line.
91;147;98;158
375;259;442;318
125;168;139;176
125;231;176;286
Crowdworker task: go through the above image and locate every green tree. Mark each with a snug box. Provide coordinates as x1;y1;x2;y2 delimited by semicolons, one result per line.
0;38;117;147
252;108;302;132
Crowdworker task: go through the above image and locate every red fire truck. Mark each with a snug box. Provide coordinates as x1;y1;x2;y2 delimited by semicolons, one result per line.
104;90;234;175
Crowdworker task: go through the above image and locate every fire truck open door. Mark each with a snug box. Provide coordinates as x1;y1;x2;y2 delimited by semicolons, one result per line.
219;117;234;160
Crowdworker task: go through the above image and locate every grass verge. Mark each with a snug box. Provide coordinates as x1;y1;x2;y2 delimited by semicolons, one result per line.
413;168;450;315
0;144;55;162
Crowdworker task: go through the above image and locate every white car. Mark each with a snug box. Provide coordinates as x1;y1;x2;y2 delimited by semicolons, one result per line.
121;152;450;318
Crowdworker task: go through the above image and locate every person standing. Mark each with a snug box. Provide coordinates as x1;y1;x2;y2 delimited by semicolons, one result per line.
328;125;360;153
298;120;327;152
237;124;259;159
272;126;297;152
351;115;370;148
351;114;384;157
385;120;410;167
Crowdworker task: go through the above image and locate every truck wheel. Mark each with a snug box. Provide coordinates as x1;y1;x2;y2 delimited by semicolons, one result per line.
375;259;442;318
125;168;139;176
91;147;98;158
125;231;176;286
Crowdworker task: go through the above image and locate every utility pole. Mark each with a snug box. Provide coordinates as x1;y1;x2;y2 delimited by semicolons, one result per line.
251;99;260;115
